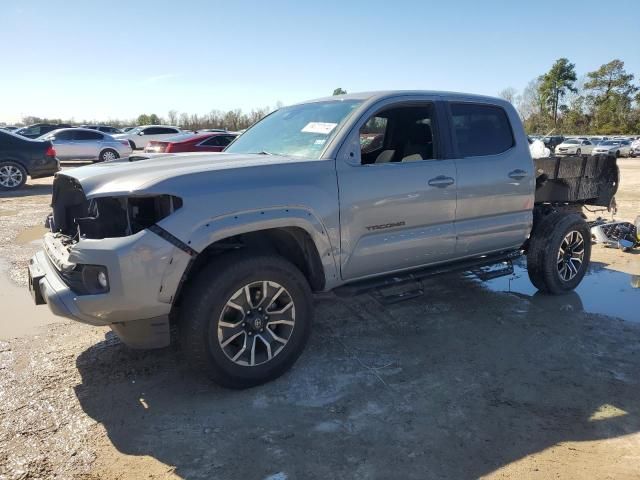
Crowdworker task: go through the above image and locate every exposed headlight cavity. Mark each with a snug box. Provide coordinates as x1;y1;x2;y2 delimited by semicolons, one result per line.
76;195;182;239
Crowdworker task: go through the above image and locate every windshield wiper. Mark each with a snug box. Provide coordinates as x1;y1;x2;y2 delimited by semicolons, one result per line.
253;150;274;155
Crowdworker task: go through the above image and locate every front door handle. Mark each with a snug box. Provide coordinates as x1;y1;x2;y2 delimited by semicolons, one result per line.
508;169;528;180
428;175;455;188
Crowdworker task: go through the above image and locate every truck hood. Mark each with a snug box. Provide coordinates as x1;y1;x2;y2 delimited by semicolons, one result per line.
57;152;314;198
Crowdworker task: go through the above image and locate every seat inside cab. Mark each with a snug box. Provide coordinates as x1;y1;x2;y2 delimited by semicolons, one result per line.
359;106;436;165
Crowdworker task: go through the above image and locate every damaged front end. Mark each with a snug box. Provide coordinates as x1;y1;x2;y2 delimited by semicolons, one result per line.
28;173;190;348
50;174;182;240
45;174;184;297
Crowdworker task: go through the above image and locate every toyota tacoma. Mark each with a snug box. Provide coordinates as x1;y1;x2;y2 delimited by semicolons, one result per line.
27;91;618;388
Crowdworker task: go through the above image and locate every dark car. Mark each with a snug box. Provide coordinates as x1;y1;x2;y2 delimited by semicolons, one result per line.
541;135;565;151
144;132;237;153
81;125;124;134
0;130;59;190
14;123;73;139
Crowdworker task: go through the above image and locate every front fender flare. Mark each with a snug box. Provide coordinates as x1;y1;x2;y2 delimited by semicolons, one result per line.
158;207;340;302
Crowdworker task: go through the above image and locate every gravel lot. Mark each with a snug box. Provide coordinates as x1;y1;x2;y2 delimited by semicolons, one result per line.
0;160;639;479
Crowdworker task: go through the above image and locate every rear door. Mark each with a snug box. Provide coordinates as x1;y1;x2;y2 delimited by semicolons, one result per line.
448;101;534;257
73;130;104;160
336;98;458;281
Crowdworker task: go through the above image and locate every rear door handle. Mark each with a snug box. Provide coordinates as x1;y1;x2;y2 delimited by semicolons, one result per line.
428;175;455;188
508;169;528;180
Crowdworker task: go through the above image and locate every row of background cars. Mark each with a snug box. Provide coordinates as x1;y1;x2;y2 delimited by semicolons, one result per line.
0;123;238;190
532;134;640;157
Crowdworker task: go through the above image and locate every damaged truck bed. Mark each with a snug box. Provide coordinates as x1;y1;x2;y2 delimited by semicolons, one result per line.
533;154;619;207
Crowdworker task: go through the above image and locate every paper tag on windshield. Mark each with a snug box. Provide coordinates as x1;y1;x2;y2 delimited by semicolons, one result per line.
301;122;337;134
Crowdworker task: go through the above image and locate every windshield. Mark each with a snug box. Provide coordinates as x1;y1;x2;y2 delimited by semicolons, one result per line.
225;99;363;159
564;139;580;144
600;141;619;146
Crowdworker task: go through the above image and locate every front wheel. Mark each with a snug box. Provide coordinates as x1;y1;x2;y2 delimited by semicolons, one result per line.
576;148;581;156
527;213;591;294
179;253;313;388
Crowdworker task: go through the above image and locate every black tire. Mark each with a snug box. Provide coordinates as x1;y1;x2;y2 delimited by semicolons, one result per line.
0;161;28;191
616;150;620;157
129;140;137;150
179;252;313;389
576;148;581;156
98;149;119;162
527;213;591;294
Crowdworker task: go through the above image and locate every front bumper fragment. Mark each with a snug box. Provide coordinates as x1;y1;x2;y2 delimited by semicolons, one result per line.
27;249;171;349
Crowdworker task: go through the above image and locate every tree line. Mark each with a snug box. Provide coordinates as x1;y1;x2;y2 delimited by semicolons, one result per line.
500;58;639;135
17;104;281;131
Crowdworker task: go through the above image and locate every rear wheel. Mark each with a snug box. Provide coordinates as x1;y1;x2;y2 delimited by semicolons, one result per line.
128;140;137;150
576;148;581;156
179;253;313;389
98;149;119;162
0;161;27;190
527;213;591;294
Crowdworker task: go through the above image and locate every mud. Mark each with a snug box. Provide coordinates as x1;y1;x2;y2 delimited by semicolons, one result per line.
15;225;49;245
0;163;639;479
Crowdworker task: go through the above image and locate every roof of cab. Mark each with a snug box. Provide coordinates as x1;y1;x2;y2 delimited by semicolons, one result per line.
296;90;508;106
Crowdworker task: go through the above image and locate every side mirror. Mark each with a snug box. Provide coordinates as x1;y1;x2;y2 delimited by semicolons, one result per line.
138;131;144;136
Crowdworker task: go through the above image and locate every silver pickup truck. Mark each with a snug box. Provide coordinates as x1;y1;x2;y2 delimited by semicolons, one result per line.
28;91;618;388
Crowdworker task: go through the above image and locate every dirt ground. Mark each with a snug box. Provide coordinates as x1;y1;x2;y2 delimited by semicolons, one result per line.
0;160;639;479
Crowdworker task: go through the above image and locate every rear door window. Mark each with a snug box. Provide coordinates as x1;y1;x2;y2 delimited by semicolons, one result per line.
74;130;103;141
53;130;75;140
450;103;514;157
201;136;222;146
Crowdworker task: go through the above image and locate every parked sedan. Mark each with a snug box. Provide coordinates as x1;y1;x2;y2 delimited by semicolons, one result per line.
554;138;595;156
113;125;182;150
144;132;237;153
38;128;132;162
592;140;632;157
0;130;59;190
631;139;640;157
81;125;124;134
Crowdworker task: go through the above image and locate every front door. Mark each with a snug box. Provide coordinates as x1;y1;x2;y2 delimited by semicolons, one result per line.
336;100;457;281
50;130;76;159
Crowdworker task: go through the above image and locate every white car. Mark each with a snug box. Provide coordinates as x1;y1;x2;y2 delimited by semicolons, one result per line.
113;125;183;150
554;138;595;156
631;139;640;157
592;140;632;157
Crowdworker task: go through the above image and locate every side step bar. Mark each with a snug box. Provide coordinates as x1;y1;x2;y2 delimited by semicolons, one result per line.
333;250;522;299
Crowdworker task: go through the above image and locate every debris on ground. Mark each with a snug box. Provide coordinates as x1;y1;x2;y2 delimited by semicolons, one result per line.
590;216;640;252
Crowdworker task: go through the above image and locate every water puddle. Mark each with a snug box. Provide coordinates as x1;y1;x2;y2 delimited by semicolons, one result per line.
15;225;48;245
0;261;67;340
481;262;639;323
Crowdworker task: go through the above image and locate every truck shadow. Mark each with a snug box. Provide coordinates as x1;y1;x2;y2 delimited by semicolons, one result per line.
74;271;640;479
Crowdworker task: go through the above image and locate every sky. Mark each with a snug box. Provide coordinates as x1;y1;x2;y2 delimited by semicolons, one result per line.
1;0;638;124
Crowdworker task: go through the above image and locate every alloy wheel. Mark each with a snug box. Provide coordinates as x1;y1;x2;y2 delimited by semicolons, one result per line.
0;165;24;188
557;231;585;281
102;150;117;161
218;281;296;366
